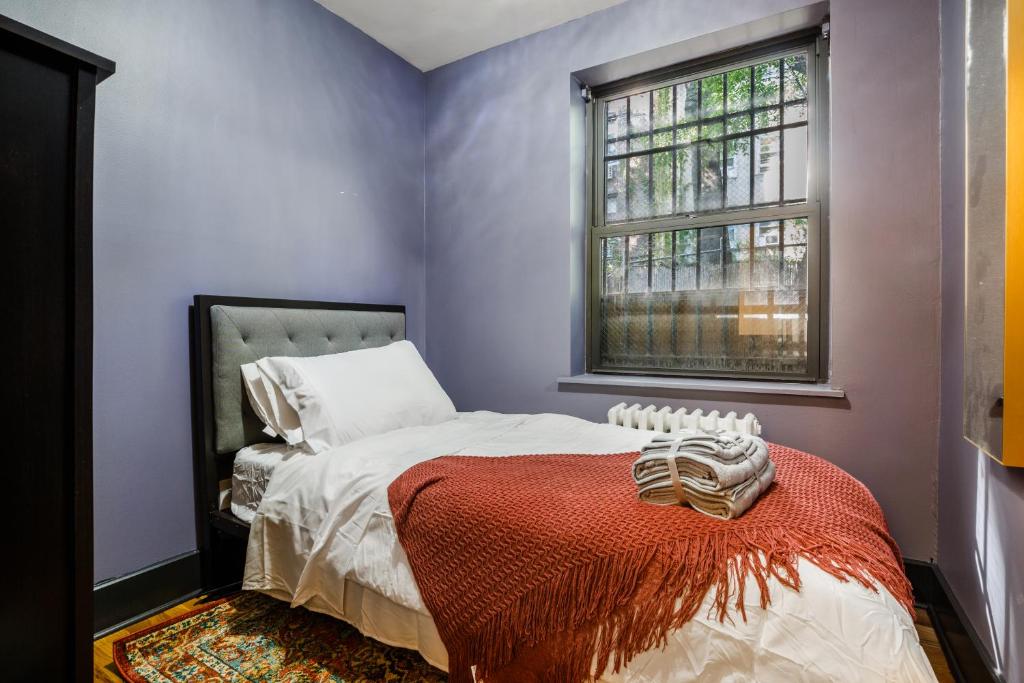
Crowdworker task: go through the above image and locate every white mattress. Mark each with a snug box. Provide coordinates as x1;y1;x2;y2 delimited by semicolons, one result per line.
243;411;936;682
231;443;307;523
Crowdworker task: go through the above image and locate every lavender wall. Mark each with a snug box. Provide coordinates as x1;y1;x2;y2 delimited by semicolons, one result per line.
938;0;1024;678
0;0;426;582
0;0;950;585
425;0;942;560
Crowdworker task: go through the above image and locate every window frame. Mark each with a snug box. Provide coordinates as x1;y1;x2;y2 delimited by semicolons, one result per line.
585;29;830;382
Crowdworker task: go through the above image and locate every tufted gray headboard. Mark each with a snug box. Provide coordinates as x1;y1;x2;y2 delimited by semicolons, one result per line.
210;304;405;454
189;295;405;586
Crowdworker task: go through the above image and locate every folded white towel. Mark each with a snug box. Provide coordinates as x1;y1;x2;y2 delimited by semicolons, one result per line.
632;430;775;519
636;458;776;519
634;430;769;489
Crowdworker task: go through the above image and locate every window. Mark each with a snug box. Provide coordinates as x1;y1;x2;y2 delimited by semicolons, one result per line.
588;32;828;380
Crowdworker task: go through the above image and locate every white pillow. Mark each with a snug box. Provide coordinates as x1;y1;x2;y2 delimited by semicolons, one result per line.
256;366;305;445
240;363;280;439
255;340;456;453
240;362;305;445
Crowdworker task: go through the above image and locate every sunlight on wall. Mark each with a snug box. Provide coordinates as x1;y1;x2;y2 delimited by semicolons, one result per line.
972;450;1007;676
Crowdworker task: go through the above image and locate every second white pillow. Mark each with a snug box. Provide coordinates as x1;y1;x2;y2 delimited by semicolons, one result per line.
241;362;305;445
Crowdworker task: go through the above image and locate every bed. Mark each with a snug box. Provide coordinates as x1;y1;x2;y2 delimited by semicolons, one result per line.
189;295;936;682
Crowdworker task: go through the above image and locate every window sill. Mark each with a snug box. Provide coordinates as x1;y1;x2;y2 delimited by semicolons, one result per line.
556;373;846;398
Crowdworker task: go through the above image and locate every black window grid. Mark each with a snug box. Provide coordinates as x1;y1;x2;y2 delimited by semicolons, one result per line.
603;55;810;222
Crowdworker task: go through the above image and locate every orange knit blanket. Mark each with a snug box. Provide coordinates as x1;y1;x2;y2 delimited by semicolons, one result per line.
388;444;913;683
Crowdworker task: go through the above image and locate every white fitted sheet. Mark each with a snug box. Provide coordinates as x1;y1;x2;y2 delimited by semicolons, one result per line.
231;443;307;523
243;412;936;682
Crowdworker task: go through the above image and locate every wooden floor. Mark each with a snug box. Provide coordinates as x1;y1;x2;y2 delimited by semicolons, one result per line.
93;598;955;682
94;595;208;682
915;605;955;683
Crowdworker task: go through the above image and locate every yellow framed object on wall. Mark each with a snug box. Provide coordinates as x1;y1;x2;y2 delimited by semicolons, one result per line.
1005;0;1024;465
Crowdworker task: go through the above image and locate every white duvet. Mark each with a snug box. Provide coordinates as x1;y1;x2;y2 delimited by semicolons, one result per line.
244;411;936;682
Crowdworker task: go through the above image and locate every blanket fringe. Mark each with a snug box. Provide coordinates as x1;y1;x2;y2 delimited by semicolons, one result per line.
450;526;912;683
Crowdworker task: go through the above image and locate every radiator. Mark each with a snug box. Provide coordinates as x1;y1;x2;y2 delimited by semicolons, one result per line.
607;402;762;436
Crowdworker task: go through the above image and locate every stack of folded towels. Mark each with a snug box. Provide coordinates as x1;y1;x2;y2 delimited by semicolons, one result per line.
632;430;775;519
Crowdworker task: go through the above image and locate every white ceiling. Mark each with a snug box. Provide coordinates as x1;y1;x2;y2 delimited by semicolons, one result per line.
315;0;629;72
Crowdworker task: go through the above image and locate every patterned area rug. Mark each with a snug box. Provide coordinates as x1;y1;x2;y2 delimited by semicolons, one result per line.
114;591;447;682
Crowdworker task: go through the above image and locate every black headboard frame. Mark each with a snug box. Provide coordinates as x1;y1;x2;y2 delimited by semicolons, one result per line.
189;295;406;591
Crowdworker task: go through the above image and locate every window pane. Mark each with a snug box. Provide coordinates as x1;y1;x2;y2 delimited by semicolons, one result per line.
783;54;808;101
652;231;674;291
726;68;752;113
754;107;780;129
626;233;650;293
630;135;650;152
606;98;627;140
675;250;698;290
753;131;780;204
677;228;697;254
784;102;807;124
700;74;724;118
598;220;810;376
653;87;673;129
676;81;699;123
676;145;697;213
753;60;781;107
628;155;651;219
604;235;625;293
697;141;724;211
727;113;751;135
783;125;808;201
754;221;780;247
784;217;808;244
725;138;751;207
629;93;650;152
753;222;780;288
726;224;751;289
677;123;698;144
753;245;780;289
701;120;724;140
700;227;724;289
782;245;807;288
605;160;625;221
652;151;674;216
629;93;650;135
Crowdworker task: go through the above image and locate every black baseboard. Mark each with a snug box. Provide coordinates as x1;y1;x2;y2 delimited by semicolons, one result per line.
93;550;202;638
904;559;1004;683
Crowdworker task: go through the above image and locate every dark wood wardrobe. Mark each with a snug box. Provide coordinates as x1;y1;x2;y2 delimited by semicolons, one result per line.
0;15;114;681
